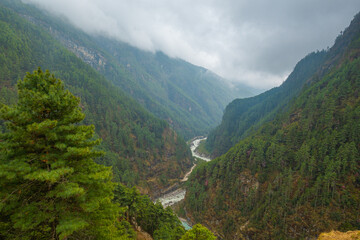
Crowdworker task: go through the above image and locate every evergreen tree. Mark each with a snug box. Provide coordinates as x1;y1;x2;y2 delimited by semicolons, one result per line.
0;69;123;239
179;224;216;240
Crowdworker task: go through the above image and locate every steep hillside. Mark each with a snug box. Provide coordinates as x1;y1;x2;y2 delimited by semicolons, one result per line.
1;0;253;139
205;50;327;157
0;2;192;196
184;12;360;239
91;37;251;139
0;68;189;239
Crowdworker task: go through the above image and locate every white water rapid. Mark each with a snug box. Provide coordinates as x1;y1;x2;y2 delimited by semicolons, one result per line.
156;136;211;207
155;136;211;230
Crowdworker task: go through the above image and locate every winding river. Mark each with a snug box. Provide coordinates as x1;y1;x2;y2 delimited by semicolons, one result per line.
189;137;212;162
155;136;212;229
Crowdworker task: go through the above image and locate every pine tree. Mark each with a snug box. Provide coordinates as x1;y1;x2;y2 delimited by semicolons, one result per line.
0;68;123;239
179;224;216;240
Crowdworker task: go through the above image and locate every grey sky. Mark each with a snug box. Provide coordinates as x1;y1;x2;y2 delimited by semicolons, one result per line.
23;0;360;89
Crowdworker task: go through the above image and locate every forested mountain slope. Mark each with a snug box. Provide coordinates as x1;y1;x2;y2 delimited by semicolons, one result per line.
184;12;360;239
0;2;192;196
91;37;252;139
1;0;252;139
0;68;214;239
205;50;328;158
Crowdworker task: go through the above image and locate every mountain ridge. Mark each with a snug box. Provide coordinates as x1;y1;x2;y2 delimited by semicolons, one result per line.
205;50;327;157
6;0;254;139
184;11;360;239
0;1;192;197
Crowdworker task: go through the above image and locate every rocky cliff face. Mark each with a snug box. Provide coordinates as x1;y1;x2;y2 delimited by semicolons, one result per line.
24;14;108;72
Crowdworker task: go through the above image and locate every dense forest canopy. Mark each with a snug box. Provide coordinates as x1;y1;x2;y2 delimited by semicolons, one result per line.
0;2;217;238
0;69;127;239
0;0;250;140
1;0;359;239
0;69;215;240
185;11;360;239
0;2;192;196
205;50;328;158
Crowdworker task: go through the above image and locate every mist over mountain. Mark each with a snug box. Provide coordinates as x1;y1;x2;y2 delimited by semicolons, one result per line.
4;0;254;139
205;50;328;158
184;11;360;239
1;0;359;239
0;0;194;198
22;0;360;89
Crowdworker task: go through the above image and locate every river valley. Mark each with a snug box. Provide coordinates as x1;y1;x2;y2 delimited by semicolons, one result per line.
155;136;212;229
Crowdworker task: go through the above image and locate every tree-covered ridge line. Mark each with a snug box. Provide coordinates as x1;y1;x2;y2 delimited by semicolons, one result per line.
0;0;251;140
0;2;192;196
205;50;327;158
184;12;360;239
0;69;215;239
206;11;360;159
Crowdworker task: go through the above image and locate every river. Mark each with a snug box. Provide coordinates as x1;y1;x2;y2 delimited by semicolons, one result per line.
155;136;211;229
189;137;212;162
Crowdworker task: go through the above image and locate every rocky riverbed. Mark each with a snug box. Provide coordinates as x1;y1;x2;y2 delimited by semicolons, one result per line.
155;136;212;229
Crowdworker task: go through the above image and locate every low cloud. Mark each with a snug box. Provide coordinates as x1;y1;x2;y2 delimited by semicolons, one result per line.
23;0;360;89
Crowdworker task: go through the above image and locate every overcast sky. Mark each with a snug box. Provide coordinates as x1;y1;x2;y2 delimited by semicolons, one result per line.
23;0;360;89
